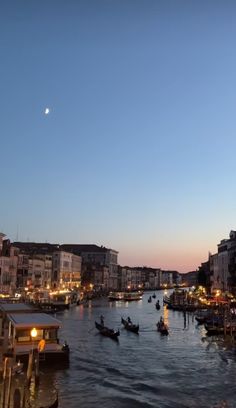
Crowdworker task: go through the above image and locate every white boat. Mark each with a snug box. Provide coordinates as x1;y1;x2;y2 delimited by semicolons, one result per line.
27;289;79;310
108;292;124;301
123;292;143;301
108;291;143;301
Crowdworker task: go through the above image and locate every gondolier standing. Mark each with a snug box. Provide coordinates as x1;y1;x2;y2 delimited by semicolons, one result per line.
100;315;104;327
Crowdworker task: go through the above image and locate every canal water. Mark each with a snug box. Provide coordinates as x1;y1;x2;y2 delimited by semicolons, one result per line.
39;290;236;408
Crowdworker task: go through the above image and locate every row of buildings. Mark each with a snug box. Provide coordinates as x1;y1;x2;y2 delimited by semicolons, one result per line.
0;233;186;293
198;230;236;294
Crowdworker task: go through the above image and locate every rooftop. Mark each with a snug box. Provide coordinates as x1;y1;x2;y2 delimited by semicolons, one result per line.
8;313;62;329
60;244;110;253
0;303;35;313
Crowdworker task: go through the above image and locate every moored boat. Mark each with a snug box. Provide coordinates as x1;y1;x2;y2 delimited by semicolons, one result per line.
204;321;236;336
95;321;120;340
121;317;139;334
195;309;213;324
123;292;142;301
163;295;172;307
108;292;124;301
204;325;224;336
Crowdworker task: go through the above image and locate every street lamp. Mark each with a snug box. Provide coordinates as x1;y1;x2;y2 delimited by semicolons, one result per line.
26;328;38;387
30;328;37;353
31;328;37;339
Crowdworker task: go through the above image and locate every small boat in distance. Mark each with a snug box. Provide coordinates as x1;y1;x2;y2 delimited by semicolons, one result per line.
95;322;120;340
156;300;161;310
108;292;124;301
121;317;139;334
148;296;152;303
195;309;212;324
123;292;142;301
157;317;169;335
152;293;156;299
108;291;143;301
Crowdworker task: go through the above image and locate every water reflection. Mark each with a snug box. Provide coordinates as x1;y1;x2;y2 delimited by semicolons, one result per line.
34;290;236;408
163;304;169;327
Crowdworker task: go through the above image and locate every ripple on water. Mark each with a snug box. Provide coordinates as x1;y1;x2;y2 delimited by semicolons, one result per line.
40;291;236;408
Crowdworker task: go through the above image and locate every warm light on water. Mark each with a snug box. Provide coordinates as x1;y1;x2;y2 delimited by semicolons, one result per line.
37;290;236;408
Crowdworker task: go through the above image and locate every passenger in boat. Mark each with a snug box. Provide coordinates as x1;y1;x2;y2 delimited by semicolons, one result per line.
127;316;132;324
62;341;69;352
158;316;166;331
100;315;105;327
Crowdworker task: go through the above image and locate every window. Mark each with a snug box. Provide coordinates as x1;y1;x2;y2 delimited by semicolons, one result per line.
16;330;31;342
44;329;57;340
16;329;44;342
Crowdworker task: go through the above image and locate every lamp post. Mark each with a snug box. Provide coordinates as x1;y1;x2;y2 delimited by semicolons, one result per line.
30;327;37;352
27;328;37;385
30;327;37;360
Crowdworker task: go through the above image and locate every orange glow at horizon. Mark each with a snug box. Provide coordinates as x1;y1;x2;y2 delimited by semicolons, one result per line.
119;249;209;273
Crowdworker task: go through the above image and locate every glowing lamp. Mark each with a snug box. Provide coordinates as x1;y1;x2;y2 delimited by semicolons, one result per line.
31;328;37;338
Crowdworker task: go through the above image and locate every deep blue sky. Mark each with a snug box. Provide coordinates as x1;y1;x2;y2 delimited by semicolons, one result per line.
1;0;236;271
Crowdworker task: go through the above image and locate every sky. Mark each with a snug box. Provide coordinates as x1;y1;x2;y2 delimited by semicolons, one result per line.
1;0;236;272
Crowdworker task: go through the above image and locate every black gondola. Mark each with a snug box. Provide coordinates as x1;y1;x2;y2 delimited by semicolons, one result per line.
95;321;120;340
148;296;152;303
152;293;156;299
156;301;161;310
157;321;169;335
121;317;139;334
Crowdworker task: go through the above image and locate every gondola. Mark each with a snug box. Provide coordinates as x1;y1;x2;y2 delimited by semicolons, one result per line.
152;293;156;299
95;321;120;340
155;301;160;310
40;395;58;408
148;296;152;303
157;321;169;335
121;317;139;334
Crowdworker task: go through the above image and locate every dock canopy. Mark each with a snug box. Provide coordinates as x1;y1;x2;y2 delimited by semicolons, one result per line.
8;313;62;329
0;303;35;314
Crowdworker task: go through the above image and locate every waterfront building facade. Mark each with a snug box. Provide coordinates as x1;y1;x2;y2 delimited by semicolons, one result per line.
161;271;173;287
52;251;81;289
210;253;219;292
0;236;82;292
81;263;109;291
117;267;142;291
181;271;198;287
0;233;186;293
200;230;236;294
217;241;229;292
28;257;45;288
60;244;119;290
228;232;236;294
136;267;162;289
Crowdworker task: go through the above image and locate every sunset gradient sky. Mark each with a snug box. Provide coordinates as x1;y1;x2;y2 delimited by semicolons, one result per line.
1;0;236;272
